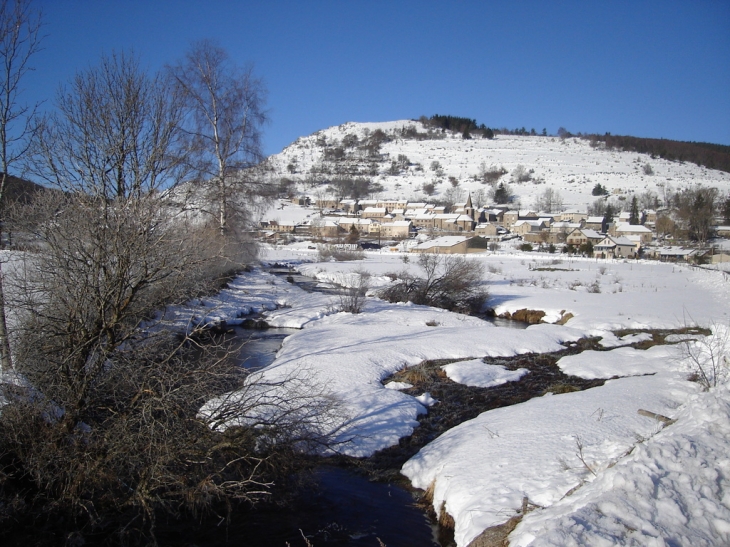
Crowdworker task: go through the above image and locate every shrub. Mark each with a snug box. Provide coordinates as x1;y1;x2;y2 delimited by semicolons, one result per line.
679;322;730;389
1;193;337;542
511;164;532;183
520;243;533;252
379;254;488;314
337;270;370;314
332;248;365;261
479;164;507;185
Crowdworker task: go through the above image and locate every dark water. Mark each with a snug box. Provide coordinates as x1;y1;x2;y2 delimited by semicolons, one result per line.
232;326;299;369
484;316;529;329
247;467;438;547
228;327;439;547
159;463;438;547
304;467;438;546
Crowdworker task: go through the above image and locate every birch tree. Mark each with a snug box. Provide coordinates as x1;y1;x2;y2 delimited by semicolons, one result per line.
169;40;268;238
0;0;42;372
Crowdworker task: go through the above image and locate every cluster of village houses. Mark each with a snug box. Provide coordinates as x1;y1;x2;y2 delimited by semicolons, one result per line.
261;195;730;262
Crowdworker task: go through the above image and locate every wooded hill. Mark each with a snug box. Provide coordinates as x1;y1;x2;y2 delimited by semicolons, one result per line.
584;134;730;174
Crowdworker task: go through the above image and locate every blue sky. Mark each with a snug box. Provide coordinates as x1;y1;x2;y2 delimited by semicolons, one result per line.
27;0;730;155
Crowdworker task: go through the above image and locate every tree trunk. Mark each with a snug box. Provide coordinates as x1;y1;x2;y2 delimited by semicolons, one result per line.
0;260;12;372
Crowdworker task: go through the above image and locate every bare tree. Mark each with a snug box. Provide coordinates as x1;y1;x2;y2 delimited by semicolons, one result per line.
674;186;717;244
29;51;185;199
1;49;339;542
638;190;659;210
168;40;268;237
0;0;41;209
443;185;465;208
533;188;564;213
472;188;487;209
2;193;339;541
511;164;532;183
0;0;42;372
337;269;371;314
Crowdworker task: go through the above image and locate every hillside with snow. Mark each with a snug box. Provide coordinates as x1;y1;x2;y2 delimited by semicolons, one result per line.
265;120;730;213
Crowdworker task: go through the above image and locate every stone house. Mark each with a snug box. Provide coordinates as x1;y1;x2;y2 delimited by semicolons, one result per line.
309;219;342;238
411;236;474;254
560;211;588;223
511;219;548;236
264;220;298;233
361;207;388;220
565;228;603;247
611;222;653;244
584;216;604;231
594;235;636;259
502;210;519;230
379;220;413;239
474;223;501;238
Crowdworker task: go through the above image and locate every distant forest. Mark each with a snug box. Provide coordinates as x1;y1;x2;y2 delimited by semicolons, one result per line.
418;114;730;174
421;115;494;139
2;174;47;204
584;134;730;174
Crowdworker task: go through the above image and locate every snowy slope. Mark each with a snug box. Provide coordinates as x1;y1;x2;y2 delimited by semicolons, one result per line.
266;120;730;212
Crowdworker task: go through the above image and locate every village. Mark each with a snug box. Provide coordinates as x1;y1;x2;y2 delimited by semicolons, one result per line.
261;193;730;264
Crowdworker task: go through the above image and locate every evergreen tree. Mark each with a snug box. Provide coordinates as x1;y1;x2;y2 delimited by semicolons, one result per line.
346;224;360;244
686;188;716;243
494;182;509;204
629;196;640;225
602;203;615;233
592;183;608;196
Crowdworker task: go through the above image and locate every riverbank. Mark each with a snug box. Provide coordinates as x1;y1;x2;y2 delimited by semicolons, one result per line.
167;247;730;546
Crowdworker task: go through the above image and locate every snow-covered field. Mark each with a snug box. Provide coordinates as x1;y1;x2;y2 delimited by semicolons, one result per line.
176;244;730;546
264;120;730;216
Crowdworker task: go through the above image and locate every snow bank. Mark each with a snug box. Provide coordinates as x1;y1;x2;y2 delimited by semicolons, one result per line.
165;254;730;547
160;267;335;331
252;309;582;457
510;381;730;547
401;362;698;546
441;358;529;388
556;345;677;379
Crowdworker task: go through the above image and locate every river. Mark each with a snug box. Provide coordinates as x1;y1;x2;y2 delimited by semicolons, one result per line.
227;323;441;546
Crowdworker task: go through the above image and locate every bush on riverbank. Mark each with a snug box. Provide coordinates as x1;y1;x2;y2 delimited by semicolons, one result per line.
379;254;488;314
0;192;339;544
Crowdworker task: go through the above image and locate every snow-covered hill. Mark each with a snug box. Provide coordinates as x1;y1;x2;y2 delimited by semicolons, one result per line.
266;120;730;212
